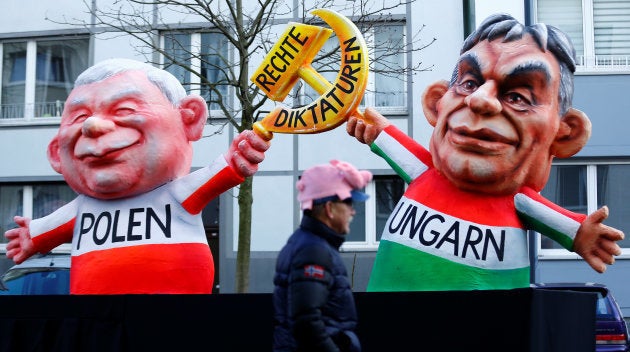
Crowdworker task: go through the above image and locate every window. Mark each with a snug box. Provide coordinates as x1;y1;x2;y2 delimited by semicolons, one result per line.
0;38;89;120
342;175;405;250
539;162;630;253
371;24;406;109
303;22;407;112
162;31;229;114
0;183;76;252
536;0;630;71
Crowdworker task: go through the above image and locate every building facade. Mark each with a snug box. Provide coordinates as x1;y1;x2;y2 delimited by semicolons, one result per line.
0;0;629;316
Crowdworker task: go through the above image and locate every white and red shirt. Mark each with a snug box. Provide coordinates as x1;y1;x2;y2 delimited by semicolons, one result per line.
367;125;586;291
29;156;243;294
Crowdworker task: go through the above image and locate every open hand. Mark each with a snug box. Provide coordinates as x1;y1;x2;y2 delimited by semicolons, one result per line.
573;206;624;273
5;216;36;264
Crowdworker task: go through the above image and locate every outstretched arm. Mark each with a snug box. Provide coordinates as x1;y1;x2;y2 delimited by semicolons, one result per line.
349;108;433;184
515;190;624;273
5;216;35;264
573;206;624;273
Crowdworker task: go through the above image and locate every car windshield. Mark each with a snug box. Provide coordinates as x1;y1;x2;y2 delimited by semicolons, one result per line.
0;268;70;295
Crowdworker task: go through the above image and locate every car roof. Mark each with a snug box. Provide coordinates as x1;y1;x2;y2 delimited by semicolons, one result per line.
531;282;609;296
1;254;70;282
533;282;607;288
7;254;70;270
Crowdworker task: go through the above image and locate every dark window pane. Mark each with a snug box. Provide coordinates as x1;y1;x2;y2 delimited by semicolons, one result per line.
597;165;630;248
35;39;89;117
163;33;192;90
540;165;587;249
200;32;228;111
0;185;23;243
375;176;405;241
346;188;366;242
2;42;27;118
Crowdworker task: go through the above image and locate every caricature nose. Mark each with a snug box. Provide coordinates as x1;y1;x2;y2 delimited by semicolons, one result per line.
464;81;502;115
82;116;115;137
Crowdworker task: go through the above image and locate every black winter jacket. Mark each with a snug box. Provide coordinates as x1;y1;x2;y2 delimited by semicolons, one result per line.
272;215;361;352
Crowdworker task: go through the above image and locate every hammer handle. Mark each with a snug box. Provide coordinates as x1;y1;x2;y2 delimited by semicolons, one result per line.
299;65;332;95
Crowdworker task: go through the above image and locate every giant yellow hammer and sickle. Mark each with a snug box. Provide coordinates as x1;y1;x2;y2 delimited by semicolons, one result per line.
251;8;369;140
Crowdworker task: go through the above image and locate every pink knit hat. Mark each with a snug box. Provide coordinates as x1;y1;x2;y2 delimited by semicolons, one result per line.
297;160;373;210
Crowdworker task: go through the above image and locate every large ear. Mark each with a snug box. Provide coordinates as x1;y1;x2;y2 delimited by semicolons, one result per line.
422;80;449;127
179;95;208;141
47;137;63;174
551;108;592;158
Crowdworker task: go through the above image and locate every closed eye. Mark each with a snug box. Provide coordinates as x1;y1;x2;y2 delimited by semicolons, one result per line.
115;107;136;116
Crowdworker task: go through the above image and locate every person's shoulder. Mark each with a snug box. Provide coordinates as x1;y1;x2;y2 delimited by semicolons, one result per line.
291;236;335;266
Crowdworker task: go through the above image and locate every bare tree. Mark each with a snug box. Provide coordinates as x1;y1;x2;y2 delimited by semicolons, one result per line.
52;0;434;293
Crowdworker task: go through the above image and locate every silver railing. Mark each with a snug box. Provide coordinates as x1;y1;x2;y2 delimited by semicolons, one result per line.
576;55;630;71
0;100;65;120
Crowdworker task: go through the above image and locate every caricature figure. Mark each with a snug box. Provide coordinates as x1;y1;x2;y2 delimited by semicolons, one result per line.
347;14;624;291
4;58;269;294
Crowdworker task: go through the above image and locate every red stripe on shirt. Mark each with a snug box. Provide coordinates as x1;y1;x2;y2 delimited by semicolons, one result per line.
70;243;214;294
383;125;434;168
181;166;244;214
32;218;76;254
406;170;523;227
519;187;586;223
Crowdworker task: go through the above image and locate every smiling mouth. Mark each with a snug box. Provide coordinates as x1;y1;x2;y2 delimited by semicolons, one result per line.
76;140;140;165
79;148;129;166
449;126;517;153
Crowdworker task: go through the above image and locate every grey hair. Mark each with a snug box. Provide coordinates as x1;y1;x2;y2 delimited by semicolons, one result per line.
457;13;576;116
74;58;187;106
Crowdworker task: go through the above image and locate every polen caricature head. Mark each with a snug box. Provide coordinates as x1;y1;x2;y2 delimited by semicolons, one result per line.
47;58;209;199
421;14;591;195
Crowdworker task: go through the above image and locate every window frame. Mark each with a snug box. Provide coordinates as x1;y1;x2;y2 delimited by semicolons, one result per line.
363;21;408;114
0;183;75;254
537;160;630;260
0;37;90;124
341;175;406;252
535;0;630;74
300;21;408;114
160;30;231;120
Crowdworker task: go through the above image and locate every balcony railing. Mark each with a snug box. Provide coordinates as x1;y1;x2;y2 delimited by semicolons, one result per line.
0;101;65;120
576;55;630;72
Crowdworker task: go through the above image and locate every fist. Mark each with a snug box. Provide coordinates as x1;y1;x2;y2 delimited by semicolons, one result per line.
225;129;270;177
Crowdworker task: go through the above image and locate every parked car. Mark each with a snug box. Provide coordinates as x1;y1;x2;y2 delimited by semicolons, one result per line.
0;254;70;295
533;282;630;352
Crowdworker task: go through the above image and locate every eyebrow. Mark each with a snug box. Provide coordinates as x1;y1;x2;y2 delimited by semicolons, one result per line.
455;53;484;83
509;61;552;82
108;88;144;103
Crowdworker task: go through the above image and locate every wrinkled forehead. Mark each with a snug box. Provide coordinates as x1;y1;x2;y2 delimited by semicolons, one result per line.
62;71;166;118
457;36;560;81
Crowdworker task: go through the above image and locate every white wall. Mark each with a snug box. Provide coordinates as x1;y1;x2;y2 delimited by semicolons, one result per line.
0;0;90;33
475;0;525;24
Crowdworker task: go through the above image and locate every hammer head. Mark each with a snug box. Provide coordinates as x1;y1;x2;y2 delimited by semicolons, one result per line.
251;23;332;101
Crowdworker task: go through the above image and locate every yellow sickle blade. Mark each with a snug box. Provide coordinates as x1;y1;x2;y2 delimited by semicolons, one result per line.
251;8;369;140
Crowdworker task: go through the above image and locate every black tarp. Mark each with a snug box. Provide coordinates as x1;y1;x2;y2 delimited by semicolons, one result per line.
0;288;595;352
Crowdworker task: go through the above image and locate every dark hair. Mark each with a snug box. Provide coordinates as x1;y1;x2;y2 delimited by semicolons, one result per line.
456;13;576;115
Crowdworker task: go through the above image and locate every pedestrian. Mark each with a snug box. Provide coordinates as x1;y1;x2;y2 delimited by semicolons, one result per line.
272;159;371;352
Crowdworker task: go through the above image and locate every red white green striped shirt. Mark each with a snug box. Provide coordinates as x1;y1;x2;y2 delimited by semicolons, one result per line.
367;125;586;291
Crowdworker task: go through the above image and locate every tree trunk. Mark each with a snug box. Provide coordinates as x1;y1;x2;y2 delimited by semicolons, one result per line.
235;176;253;292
